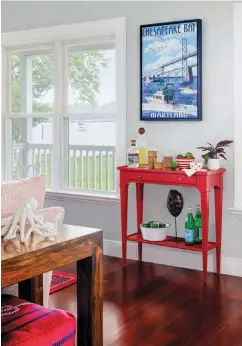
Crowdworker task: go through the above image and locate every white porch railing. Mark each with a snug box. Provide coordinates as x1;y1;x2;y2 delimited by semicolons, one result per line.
12;144;116;192
12;143;25;179
69;145;116;191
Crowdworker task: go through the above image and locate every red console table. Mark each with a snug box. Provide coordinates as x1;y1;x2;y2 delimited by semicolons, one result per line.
117;166;225;284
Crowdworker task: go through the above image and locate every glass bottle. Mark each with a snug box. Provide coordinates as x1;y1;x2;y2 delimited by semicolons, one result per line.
127;140;139;168
137;127;148;168
194;205;202;244
184;206;195;245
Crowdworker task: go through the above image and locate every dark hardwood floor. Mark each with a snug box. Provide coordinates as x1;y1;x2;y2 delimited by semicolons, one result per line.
49;256;242;346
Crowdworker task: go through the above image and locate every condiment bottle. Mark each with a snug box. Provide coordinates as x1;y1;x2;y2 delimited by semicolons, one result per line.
137;127;148;168
127;140;139;168
184;206;195;245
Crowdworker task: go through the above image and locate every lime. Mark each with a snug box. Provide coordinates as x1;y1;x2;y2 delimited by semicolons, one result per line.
170;162;177;170
185;152;193;158
176;154;184;158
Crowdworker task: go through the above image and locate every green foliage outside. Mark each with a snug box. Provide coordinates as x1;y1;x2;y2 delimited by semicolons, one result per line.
12;51;109;142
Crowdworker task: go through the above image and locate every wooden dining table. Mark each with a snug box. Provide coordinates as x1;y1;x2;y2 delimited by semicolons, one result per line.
1;224;103;346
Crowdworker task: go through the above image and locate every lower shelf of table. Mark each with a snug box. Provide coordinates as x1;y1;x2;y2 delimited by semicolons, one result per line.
127;233;218;252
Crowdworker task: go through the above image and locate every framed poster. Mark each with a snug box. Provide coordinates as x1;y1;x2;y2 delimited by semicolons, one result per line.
140;19;202;121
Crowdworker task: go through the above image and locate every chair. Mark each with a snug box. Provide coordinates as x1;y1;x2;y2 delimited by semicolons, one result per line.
1;294;76;345
1;175;65;307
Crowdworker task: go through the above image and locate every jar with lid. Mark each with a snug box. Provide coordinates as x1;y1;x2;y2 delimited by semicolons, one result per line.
163;156;173;169
148;148;157;169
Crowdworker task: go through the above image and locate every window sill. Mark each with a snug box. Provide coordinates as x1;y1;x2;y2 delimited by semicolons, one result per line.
229;207;242;220
45;190;120;206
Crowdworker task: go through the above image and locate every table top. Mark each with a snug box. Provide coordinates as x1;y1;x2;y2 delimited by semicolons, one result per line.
2;224;101;262
1;224;103;288
117;166;226;176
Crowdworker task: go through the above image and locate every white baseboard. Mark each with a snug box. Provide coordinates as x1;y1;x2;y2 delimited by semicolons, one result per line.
104;239;242;277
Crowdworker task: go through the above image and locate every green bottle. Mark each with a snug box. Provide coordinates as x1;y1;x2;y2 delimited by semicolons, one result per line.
194;205;202;244
185;206;195;245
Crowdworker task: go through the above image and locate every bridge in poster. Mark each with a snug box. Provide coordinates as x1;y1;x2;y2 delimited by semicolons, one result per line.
143;38;197;82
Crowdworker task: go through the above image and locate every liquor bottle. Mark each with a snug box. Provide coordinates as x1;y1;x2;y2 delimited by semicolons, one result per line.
137;127;148;168
194;205;202;244
184;206;195;245
127;140;139;168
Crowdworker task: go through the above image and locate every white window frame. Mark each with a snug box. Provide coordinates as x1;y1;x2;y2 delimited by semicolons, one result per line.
2;17;126;203
230;3;242;219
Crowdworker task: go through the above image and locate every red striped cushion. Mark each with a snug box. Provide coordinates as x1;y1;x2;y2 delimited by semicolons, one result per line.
1;295;76;346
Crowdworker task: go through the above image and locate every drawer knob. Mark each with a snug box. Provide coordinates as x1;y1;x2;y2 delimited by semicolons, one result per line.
178;178;182;181
138;175;142;178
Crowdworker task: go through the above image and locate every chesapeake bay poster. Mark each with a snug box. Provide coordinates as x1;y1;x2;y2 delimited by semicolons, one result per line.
141;19;202;120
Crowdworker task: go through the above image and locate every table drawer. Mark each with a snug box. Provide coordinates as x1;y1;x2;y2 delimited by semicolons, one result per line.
125;172;197;185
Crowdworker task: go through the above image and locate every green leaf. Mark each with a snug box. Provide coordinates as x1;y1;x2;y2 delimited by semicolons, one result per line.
202;152;214;159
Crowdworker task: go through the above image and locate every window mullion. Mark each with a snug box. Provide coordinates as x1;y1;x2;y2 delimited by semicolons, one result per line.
52;40;63;191
115;22;126;195
20;53;27;113
62;113;116;121
25;57;34;177
62;43;69;189
4;50;13;180
6;113;54;118
2;47;7;180
19;55;34;178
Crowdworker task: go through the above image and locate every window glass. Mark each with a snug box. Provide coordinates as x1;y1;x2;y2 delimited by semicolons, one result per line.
11;52;54;113
68;48;116;114
67;118;116;191
11;118;52;185
31;55;54;112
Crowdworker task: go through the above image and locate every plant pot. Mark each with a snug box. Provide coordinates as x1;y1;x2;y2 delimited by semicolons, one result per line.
208;158;220;170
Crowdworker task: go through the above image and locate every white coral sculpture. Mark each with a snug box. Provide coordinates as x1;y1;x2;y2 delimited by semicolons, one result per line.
1;197;57;244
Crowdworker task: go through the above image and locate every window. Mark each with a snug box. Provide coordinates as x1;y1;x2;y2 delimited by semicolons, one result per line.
2;18;126;198
65;43;116;191
8;48;54;186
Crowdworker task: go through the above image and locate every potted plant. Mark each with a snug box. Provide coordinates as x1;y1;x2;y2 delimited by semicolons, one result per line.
197;140;233;170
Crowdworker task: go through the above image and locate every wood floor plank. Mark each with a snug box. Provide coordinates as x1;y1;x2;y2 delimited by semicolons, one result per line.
49;256;242;346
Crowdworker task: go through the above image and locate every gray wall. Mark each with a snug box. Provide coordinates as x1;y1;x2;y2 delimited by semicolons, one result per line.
3;1;242;263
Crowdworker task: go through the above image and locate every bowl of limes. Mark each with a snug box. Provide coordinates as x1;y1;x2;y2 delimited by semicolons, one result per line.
176;152;195;169
140;221;170;241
